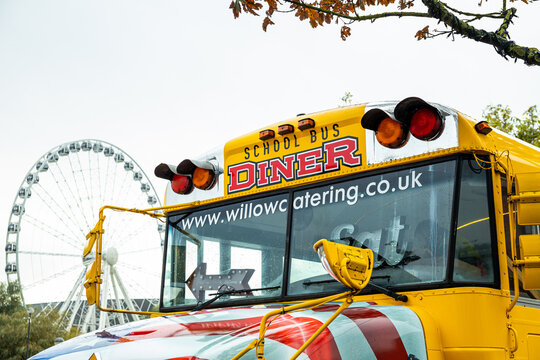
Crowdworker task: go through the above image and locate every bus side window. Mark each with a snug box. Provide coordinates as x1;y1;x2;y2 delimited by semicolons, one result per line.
453;159;495;283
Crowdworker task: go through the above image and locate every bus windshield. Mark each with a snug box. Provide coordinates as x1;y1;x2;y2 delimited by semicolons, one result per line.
162;158;495;309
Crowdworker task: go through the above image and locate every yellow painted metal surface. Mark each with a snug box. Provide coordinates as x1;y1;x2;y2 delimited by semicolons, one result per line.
224;105;368;197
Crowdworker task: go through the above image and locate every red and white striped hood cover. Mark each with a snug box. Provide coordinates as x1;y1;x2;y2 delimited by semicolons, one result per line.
31;302;427;360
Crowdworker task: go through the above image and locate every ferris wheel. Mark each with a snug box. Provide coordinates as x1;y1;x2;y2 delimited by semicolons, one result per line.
4;139;165;333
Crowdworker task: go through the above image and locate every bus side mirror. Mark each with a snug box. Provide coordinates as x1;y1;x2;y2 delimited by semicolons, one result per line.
83;260;101;305
514;172;540;226
313;239;373;290
519;235;540;290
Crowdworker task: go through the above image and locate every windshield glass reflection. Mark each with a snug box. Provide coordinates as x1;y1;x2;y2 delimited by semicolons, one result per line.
288;161;456;294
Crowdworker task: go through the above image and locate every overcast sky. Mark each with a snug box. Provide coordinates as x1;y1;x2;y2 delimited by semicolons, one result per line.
1;0;539;287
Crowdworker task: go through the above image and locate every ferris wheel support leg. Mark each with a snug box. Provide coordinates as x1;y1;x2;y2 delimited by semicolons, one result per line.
60;268;87;314
99;264;112;329
111;266;140;320
67;285;86;330
110;268;126;325
82;304;95;333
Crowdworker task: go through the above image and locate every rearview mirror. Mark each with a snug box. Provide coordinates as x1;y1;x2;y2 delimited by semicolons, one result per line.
515;173;540;226
519;234;540;290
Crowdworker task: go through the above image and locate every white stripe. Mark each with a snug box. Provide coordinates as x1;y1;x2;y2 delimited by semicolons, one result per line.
368;305;427;359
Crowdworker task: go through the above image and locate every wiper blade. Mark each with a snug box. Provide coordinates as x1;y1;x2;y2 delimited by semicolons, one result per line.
302;279;337;286
302;277;407;302
193;285;280;311
367;282;408;302
303;275;390;286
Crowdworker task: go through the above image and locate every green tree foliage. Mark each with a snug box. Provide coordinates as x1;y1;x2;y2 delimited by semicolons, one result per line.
340;91;353;106
0;282;78;360
483;104;540;146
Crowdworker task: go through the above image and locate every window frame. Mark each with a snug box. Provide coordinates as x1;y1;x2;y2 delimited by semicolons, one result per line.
159;155;500;313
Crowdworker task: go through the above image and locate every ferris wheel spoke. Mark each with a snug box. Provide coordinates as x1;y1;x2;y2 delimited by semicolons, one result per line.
66;154;88;210
115;264;160;300
109;156;121;205
106;219;152;248
23;263;81;290
102;208;153;246
18;250;80;257
53;159;95;229
121;273;158;302
74;151;96;219
23;214;82;251
44;167;92;234
33;184;88;239
85;150;98;221
115;171;133;206
121;247;162;255
116;261;160;277
49;164;93;231
102;157;112;204
95;153;104;211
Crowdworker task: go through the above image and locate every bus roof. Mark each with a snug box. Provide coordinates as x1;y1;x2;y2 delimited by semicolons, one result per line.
161;100;540;208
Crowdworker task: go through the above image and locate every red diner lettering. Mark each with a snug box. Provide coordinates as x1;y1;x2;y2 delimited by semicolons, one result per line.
228;162;256;193
269;155;296;183
324;137;361;171
297;148;323;178
257;161;270;186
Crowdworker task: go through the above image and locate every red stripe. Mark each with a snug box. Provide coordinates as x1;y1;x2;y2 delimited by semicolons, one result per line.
312;305;409;359
265;314;342;360
118;313;341;359
343;307;409;359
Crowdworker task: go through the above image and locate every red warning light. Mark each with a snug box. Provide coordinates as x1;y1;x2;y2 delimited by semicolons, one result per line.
409;108;443;140
171;174;193;195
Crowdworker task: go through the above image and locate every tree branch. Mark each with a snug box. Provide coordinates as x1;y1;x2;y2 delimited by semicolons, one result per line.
422;0;540;65
285;0;431;22
439;1;504;20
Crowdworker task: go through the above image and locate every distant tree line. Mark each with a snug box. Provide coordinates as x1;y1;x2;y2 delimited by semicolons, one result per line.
0;282;78;360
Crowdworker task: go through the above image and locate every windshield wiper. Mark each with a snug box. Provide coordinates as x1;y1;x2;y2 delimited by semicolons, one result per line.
302;277;407;302
367;283;408;302
303;275;390;286
193;285;281;311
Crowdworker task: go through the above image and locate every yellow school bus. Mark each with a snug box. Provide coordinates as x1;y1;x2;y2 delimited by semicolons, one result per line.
33;97;540;360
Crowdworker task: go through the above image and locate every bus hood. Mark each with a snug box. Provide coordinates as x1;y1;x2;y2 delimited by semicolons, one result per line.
31;302;427;360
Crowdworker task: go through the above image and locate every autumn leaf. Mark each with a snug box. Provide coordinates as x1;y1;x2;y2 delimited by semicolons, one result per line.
229;1;241;18
341;25;351;40
415;25;429;40
398;0;414;9
262;16;275;31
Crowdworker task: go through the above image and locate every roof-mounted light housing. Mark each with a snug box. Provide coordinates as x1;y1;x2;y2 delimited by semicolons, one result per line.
154;163;194;195
394;97;444;141
361;109;408;149
177;159;218;191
